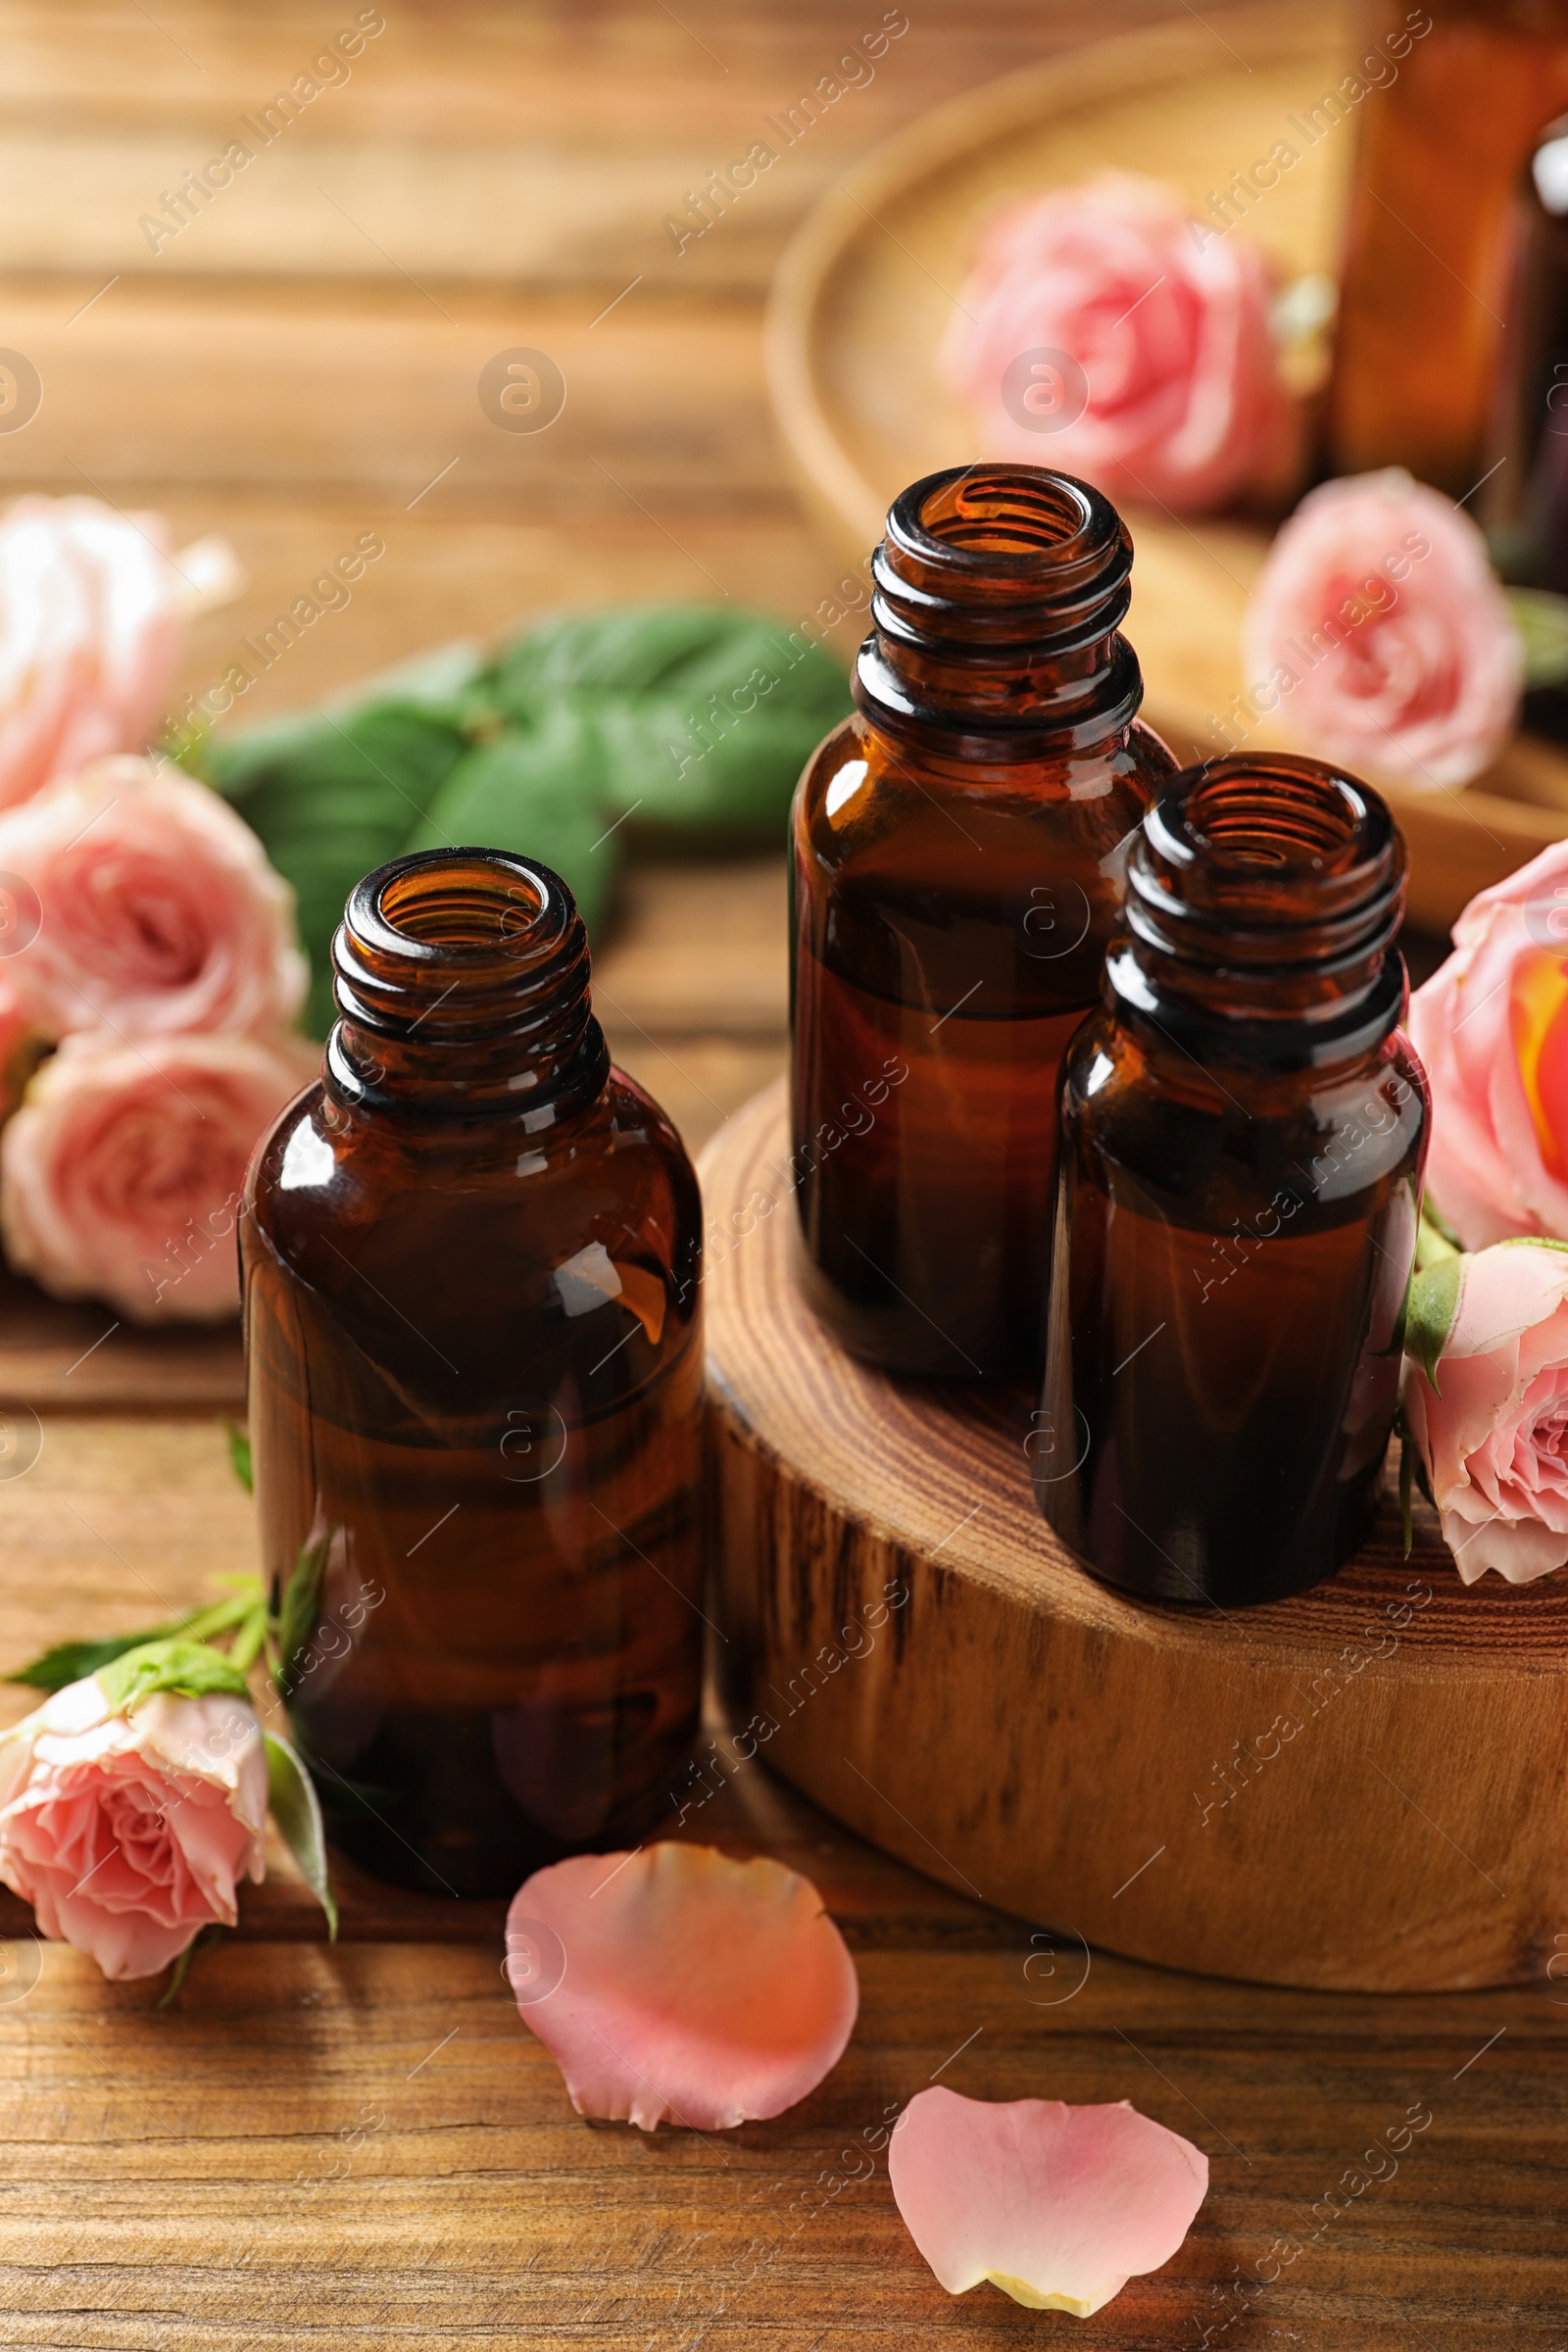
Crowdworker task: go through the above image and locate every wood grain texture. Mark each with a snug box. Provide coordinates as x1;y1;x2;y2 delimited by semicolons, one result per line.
702;1082;1568;1994
765;0;1567;931
0;1386;1560;2342
4;7;1556;2339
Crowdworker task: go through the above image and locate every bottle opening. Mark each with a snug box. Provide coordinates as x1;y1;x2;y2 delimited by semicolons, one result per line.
370;853;558;960
1118;754;1408;1051
914;467;1094;562
327;847;607;1117
1180;760;1375;878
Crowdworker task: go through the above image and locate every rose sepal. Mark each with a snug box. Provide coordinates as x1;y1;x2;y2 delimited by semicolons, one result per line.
265;1731;338;1940
1403;1254;1464;1396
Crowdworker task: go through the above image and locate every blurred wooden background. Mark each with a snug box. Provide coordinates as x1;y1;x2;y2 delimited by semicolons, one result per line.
0;0;1203;1150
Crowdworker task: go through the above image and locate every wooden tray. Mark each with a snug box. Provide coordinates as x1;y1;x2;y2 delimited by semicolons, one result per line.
765;0;1568;933
701;1080;1568;1994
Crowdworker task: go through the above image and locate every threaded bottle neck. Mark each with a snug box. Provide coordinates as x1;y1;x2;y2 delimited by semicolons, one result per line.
325;849;610;1119
1109;756;1408;1065
853;464;1145;759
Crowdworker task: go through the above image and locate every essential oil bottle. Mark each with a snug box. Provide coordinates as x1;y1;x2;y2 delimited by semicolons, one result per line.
790;464;1177;1380
242;849;704;1896
1036;756;1429;1608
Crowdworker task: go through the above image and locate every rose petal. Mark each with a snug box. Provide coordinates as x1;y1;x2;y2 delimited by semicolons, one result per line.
888;2086;1207;2318
0;1675;268;1981
0;1027;317;1321
1244;468;1522;790
507;1842;858;2131
940;171;1285;514
0;752;307;1041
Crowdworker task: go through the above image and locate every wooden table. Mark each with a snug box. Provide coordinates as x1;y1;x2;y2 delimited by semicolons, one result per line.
0;4;1561;2344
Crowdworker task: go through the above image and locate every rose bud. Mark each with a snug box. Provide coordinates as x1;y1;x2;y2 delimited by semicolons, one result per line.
1243;468;1522;788
0;1029;317;1321
941;170;1287;513
1407;837;1568;1250
0;496;235;811
0;754;307;1040
0;1655;267;1982
1403;1240;1568;1585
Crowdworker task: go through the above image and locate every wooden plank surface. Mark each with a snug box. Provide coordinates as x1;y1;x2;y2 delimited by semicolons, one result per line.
0;1419;1563;2350
0;5;1551;2346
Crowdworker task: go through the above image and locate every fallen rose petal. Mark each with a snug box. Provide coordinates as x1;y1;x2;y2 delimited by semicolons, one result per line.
888;2086;1207;2318
507;1841;858;2131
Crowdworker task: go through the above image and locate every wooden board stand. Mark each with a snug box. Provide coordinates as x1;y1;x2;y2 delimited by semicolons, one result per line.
701;1082;1568;1992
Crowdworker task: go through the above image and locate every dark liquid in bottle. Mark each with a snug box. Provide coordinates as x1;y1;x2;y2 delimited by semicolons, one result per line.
789;465;1176;1381
793;875;1100;1376
243;853;704;1897
1040;1038;1424;1606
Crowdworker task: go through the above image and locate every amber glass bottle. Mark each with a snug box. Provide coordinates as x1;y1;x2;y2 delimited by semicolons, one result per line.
1037;757;1428;1608
1326;0;1568;496
790;465;1177;1380
242;849;704;1896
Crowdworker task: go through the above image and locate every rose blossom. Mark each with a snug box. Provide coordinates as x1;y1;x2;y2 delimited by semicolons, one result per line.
1243;469;1522;788
0;754;306;1040
0;495;236;811
0;1029;317;1321
941;171;1286;512
1407;837;1568;1249
0;1672;266;1980
1403;1240;1568;1584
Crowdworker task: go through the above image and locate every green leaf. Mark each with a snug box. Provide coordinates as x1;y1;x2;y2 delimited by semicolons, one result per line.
8;1585;265;1692
223;1417;253;1494
403;712;619;932
155;1922;225;2010
1403;1253;1465;1396
1506;587;1568;688
11;1630;182;1692
210;702;471;1036
274;1533;329;1697
265;1732;338;1937
479;605;854;835
97;1638;253;1712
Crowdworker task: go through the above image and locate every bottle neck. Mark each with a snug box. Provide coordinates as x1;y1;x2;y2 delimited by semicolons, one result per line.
853;464;1145;760
1108;756;1409;1070
324;849;610;1122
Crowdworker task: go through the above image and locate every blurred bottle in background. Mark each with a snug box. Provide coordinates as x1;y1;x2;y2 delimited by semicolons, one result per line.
1326;0;1568;499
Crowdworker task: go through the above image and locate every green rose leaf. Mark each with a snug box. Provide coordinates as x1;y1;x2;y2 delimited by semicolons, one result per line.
208;701;472;1036
404;711;618;932
199;603;854;1037
1506;587;1568;688
483;605;853;831
11;1582;267;1692
265;1731;338;1939
97;1638;253;1712
1403;1253;1464;1396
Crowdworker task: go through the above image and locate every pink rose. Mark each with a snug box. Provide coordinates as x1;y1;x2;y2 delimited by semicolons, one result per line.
1244;469;1522;788
0;1672;266;1980
0;1029;317;1321
1407;837;1568;1249
0;755;306;1040
1403;1241;1568;1584
941;172;1286;513
0;497;236;810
